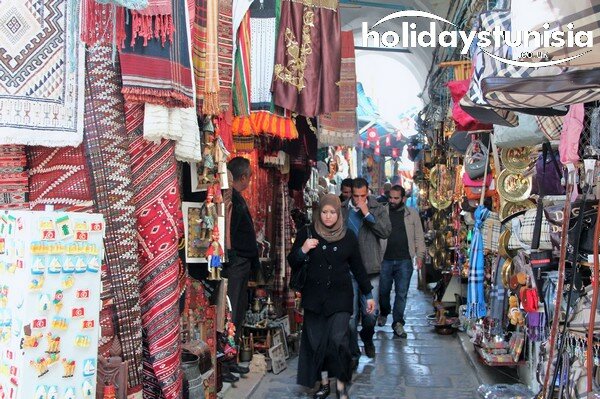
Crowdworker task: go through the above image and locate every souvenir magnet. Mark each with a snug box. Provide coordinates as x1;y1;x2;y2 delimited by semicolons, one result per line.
47;386;57;399
63;387;76;399
55;216;72;239
30;358;49;377
0;285;8;308
45;333;60;354
34;385;46;399
74;221;88;232
61;275;75;290
74;258;86;273
47;258;61;274
74;334;90;348
11;319;21;336
51;317;68;330
52;290;63;313
21;332;43;349
38;294;51;312
61;359;75;378
87;257;100;273
81;320;94;330
29;276;44;291
81;379;93;398
61;258;74;273
39;219;54;231
32;259;46;275
82;358;95;376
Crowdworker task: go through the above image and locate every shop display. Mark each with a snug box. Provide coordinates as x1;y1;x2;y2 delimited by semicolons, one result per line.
0;211;105;399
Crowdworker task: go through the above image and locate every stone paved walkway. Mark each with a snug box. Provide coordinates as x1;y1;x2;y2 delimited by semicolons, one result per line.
226;274;519;399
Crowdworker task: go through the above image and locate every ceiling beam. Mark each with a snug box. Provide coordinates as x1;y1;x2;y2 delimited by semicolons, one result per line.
339;0;412;11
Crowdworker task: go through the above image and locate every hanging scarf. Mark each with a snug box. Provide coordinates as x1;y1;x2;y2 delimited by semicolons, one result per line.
314;194;346;243
193;0;208;112
217;0;234;111
81;1;127;48
202;0;220;115
232;11;251;117
131;0;174;45
489;256;507;335
467;205;489;319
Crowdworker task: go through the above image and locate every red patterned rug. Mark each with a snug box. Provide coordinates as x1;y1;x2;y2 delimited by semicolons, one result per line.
0;145;28;210
27;145;94;211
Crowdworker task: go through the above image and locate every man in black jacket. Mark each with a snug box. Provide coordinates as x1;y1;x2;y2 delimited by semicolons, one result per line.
223;156;257;378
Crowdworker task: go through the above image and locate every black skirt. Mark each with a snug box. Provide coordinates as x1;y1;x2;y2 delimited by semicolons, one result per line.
297;310;352;387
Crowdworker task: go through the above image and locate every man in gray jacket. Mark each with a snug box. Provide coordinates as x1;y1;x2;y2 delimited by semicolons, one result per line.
342;178;391;360
377;185;426;338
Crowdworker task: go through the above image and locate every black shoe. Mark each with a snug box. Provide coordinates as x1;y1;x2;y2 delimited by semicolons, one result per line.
229;364;250;374
314;383;331;399
222;372;239;383
364;343;376;358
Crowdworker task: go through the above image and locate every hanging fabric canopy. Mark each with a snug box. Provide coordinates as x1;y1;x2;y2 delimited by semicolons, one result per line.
467;205;489;320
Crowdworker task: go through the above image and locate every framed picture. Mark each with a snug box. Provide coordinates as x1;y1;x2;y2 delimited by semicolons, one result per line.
190;162;229;193
182;202;225;263
268;343;287;375
271;326;289;359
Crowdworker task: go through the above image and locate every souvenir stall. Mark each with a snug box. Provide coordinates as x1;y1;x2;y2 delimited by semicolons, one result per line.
417;0;600;397
0;0;357;396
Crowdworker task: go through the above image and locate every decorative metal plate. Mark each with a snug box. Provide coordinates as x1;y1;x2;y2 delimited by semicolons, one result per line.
500;199;536;221
497;169;533;202
500;147;535;173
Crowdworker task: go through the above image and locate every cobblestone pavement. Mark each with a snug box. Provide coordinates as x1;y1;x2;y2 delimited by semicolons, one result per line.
236;274;517;399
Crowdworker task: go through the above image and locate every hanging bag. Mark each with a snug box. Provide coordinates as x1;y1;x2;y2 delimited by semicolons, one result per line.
289;226;312;291
464;139;489;180
493;114;547;149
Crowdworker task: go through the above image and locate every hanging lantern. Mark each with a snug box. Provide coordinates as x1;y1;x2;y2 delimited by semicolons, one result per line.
392;148;399;158
385;135;391;146
374;146;381;156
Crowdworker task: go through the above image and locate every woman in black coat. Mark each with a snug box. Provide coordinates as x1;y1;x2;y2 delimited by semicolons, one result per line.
288;194;374;399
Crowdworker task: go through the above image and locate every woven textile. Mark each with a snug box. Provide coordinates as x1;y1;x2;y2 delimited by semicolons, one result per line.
217;0;234;111
202;0;220;115
27;145;94;211
232;11;251;117
84;45;143;394
129;113;184;399
249;0;277;109
318;30;358;147
0;145;28;210
131;0;174;45
81;0;127;47
0;0;85;146
120;0;194;107
193;0;208;111
232;110;298;139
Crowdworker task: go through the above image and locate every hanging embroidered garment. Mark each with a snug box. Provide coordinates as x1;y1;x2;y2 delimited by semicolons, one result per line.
217;0;234;111
0;0;85;146
84;46;143;396
467;205;489;319
27;146;95;212
120;0;194;108
129;109;185;399
0;145;28;210
271;0;341;117
318;30;358;147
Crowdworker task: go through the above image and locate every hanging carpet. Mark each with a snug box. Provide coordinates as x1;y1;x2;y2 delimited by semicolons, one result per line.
0;0;85;146
217;0;234;111
128;103;185;399
0;145;28;210
83;44;144;395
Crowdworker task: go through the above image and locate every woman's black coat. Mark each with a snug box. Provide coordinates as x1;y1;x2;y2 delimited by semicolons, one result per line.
287;225;373;316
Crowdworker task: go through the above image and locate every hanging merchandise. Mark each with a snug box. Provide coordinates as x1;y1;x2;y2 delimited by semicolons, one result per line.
466;205;489;320
535;115;563;142
559;104;585;165
464;139;490;180
447;79;492;131
493;114;547;149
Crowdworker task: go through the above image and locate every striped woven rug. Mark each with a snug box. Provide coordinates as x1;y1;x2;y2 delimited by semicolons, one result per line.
128;102;185;399
83;44;144;395
0;145;28;210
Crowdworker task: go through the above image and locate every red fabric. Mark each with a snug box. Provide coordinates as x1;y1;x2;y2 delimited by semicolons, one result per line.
447;80;492;131
27;145;94;211
127;103;184;399
0;145;28;210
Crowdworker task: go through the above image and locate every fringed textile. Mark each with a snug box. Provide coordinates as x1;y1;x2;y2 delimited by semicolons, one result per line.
232;11;251;117
129;116;184;399
0;145;28;210
202;0;220;115
0;0;85;146
193;0;208;112
130;0;174;45
27;145;95;212
81;0;127;47
217;0;234;111
249;0;277;110
467;205;489;320
318;30;358;147
97;0;148;8
216;107;235;153
84;45;143;394
232;110;298;139
120;0;194;107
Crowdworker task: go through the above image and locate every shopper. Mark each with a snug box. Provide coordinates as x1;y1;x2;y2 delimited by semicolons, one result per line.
339;178;353;203
289;194;374;399
377;185;426;338
376;182;392;203
223;156;257;378
342;178;391;360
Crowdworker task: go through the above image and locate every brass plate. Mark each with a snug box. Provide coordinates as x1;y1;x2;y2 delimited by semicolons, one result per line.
500;147;535;173
498;229;519;259
429;190;452;210
500;199;536;221
501;258;514;289
497;169;533;203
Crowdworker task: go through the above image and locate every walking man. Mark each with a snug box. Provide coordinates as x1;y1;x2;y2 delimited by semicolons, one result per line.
342;178;391;360
377;185;426;338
